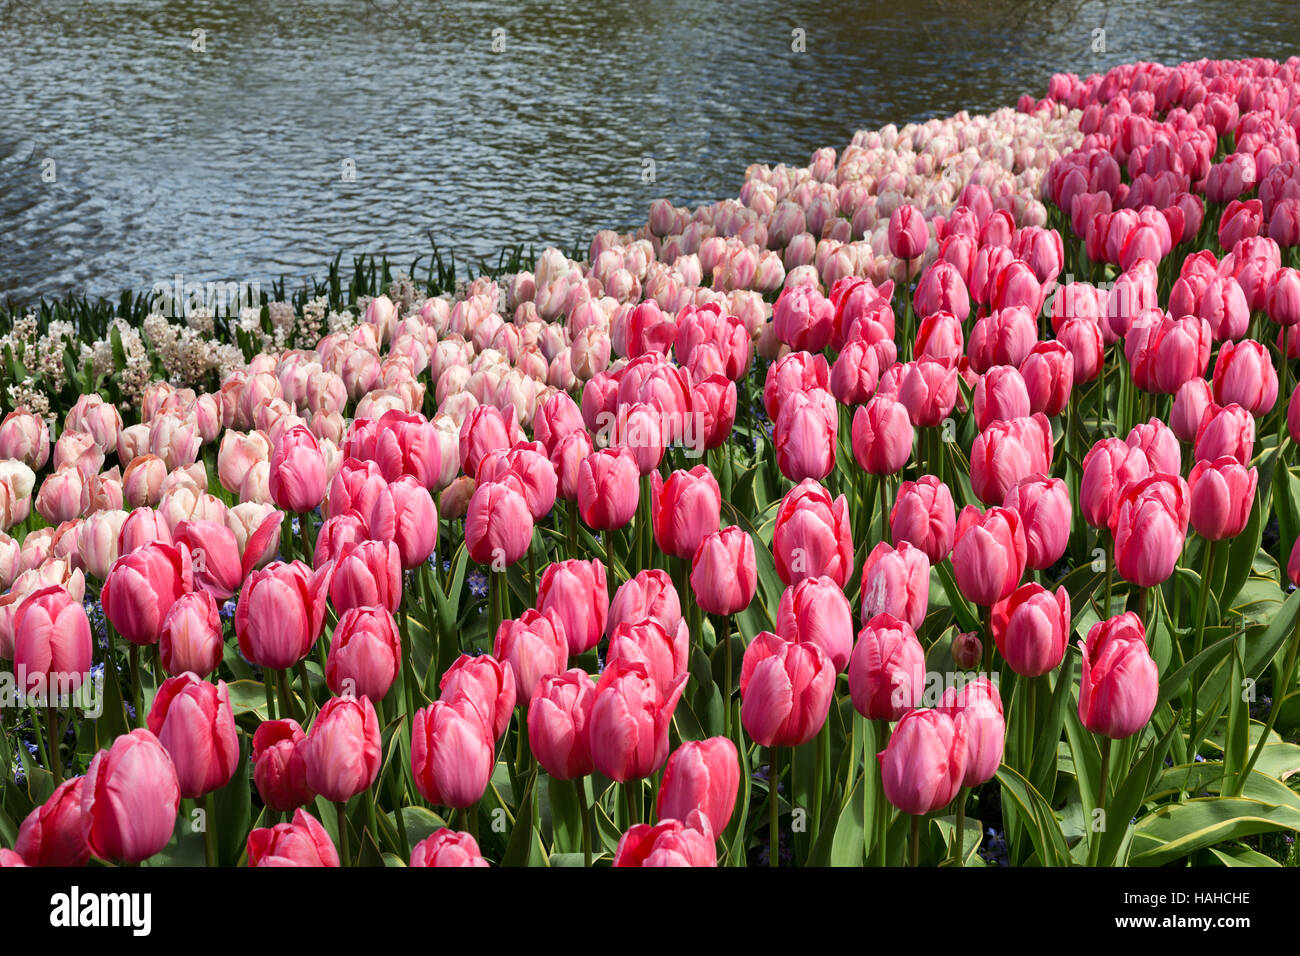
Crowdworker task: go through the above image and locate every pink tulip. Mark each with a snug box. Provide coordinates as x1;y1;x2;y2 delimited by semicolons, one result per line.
739;632;835;747
614;811;716;867
848;613;927;721
657;737;740;838
269;424;327;513
439;653;516;742
1078;612;1158;740
650;467;721;561
536;558;608;655
13;585;92;698
858;541;930;634
773;480;854;587
16;777;89;867
302;694;382;803
235;560;329;670
326;605;401;702
326;539;402;614
1188;457;1257;541
577;447;639;530
589;659;687;781
690;526;757;616
81;729;181;864
991;582;1071;677
101;541;193;646
410;830;489;867
1002;475;1071;571
952;505;1027;606
890;475;956;564
1110;474;1190;587
147;673;240;798
494;608;569;708
851;395;914;475
466;476;535;567
1079;438;1152;530
878;708;965;815
527;668;596;780
939;677;1004;788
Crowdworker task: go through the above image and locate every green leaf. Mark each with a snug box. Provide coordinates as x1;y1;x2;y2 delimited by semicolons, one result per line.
1130;795;1300;867
995;765;1071;866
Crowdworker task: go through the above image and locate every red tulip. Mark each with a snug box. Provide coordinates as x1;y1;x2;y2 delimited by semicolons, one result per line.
252;718;315;812
246;808;339;867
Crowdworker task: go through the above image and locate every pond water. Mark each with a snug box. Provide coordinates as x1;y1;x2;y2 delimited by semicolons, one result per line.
1;0;1296;303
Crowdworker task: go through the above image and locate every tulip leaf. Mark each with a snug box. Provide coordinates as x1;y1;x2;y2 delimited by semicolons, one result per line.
828;773;866;866
1028;653;1078;799
398;806;449;850
1218;487;1264;612
1129;792;1300;867
213;735;252;867
1097;721;1176;866
1154;627;1237;709
929;814;984;866
995;765;1071;866
932;560;981;634
1207;843;1281;866
547;775;582;854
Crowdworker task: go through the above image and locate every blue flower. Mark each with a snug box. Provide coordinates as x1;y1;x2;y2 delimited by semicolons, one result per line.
467;570;488;599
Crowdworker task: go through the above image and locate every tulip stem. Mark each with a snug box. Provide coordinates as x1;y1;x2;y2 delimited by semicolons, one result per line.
129;645;143;725
105;623;132;728
296;662;315;720
262;667;277;719
488;569;501;638
575;779;592;867
27;703;49;776
336;801;351;866
722;616;733;743
1188;542;1217;746
45;707;62;785
953;789;968;865
1089;735;1112;867
1103;531;1114;618
278;669;299;723
203;792;219;867
299;510;314;564
768;745;780;867
909;814;920;867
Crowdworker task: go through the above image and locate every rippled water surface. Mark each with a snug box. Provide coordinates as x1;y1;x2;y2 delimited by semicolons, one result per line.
1;0;1296;302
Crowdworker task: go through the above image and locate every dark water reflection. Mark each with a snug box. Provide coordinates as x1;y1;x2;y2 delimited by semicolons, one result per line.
0;0;1296;302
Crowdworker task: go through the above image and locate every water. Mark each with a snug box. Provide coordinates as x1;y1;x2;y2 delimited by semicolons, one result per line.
0;0;1296;304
